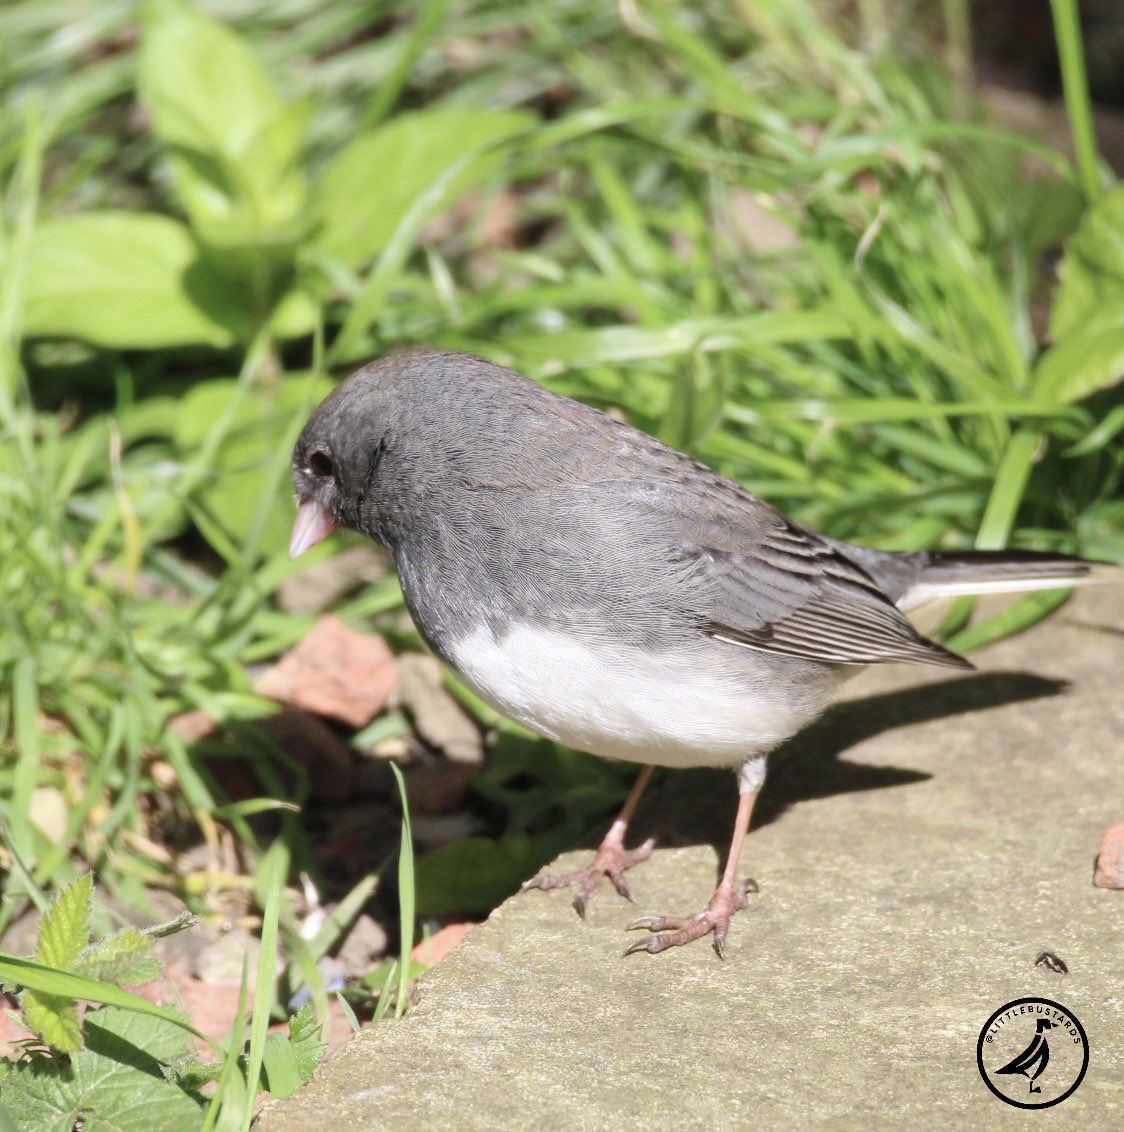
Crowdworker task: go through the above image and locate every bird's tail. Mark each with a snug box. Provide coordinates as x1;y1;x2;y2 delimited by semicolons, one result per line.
897;550;1115;612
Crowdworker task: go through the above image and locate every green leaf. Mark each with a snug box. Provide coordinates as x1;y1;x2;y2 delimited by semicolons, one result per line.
1049;184;1124;342
140;0;280;158
22;213;235;348
34;873;92;970
313;106;532;269
242;839;286;1131
139;0;307;232
0;1006;205;1132
1032;312;1124;404
287;1003;327;1084
75;927;162;986
414;834;545;917
171;1057;223;1092
23;992;83;1053
260;1033;302;1098
305;873;379;963
0;1098;20;1132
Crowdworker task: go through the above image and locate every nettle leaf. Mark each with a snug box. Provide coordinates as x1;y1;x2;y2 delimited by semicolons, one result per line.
35;874;92;970
170;1056;223;1092
1050;184;1124;342
74;927;162;986
0;1006;204;1132
21;875;93;1052
23;213;236;349
287;1003;327;1084
313;106;533;270
23;992;83;1054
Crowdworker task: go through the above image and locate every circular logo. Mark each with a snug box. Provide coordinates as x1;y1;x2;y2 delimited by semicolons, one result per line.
977;998;1088;1109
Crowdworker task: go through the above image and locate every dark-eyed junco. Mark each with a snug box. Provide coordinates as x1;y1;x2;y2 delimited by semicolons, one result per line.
290;349;1106;957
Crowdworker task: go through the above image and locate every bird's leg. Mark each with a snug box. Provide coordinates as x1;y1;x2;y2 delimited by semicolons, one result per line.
625;754;765;958
521;765;656;918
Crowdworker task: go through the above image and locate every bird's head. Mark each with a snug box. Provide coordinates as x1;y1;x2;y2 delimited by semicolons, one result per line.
289;362;395;558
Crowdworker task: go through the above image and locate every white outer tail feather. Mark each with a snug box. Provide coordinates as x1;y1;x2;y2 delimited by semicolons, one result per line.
898;563;1116;612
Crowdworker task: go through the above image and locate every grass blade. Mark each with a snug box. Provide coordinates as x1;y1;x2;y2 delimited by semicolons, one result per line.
389;762;415;1020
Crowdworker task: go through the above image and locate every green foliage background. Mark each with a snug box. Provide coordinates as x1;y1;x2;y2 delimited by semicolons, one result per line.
0;0;1122;1116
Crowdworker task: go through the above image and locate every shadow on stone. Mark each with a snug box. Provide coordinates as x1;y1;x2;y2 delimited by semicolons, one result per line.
634;671;1068;870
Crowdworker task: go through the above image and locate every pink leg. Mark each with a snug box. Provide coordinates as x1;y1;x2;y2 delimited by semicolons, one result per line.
625;760;762;958
521;765;656;918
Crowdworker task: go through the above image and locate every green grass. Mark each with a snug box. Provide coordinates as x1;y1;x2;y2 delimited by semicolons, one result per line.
1;0;1122;1117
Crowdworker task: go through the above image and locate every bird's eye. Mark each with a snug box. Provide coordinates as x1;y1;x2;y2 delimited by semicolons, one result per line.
308;448;334;478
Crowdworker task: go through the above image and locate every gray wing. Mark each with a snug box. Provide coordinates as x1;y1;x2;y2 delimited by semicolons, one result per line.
695;517;970;669
591;477;971;670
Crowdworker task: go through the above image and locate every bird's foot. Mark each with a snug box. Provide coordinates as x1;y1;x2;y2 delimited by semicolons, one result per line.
624;878;758;958
521;831;656;919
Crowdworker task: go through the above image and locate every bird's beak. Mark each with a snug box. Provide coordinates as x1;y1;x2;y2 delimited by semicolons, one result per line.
289;497;338;559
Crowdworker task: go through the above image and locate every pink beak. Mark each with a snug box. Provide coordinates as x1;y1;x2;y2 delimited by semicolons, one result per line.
289;497;338;558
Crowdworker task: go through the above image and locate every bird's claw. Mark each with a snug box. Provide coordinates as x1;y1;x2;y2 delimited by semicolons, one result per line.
521;835;656;919
623;878;757;958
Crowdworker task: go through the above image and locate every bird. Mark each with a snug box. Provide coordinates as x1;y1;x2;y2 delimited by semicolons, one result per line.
997;1018;1056;1093
289;348;1108;957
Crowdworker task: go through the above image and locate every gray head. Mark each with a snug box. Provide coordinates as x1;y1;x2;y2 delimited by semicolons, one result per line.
289;349;558;557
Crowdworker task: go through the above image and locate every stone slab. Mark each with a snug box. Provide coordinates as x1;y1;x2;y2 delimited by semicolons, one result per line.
260;585;1124;1130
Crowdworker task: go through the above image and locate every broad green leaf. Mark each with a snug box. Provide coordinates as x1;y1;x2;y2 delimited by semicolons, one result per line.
0;1006;204;1132
33;873;91;970
1032;313;1124;404
22;213;235;348
139;0;307;228
313;106;533;269
1050;184;1124;341
0;1098;19;1132
172;1058;223;1092
415;834;544;917
140;0;281;158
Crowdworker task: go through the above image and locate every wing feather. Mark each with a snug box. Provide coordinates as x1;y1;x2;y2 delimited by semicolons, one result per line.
695;519;971;669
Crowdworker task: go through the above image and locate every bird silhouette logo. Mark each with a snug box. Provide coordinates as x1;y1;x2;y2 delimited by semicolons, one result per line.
996;1018;1056;1093
977;998;1089;1110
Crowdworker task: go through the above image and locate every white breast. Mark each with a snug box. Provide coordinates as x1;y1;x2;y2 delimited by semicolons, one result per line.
447;622;828;769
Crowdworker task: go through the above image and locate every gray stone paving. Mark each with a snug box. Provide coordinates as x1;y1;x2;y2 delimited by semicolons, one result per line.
260;585;1123;1130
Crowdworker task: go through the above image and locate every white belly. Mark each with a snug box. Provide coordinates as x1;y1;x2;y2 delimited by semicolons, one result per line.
447;622;825;769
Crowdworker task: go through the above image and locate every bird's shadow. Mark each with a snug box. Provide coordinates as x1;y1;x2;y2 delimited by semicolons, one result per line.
631;671;1067;858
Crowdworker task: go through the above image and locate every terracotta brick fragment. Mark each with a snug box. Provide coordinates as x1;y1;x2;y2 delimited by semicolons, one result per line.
1093;821;1124;890
258;616;398;729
